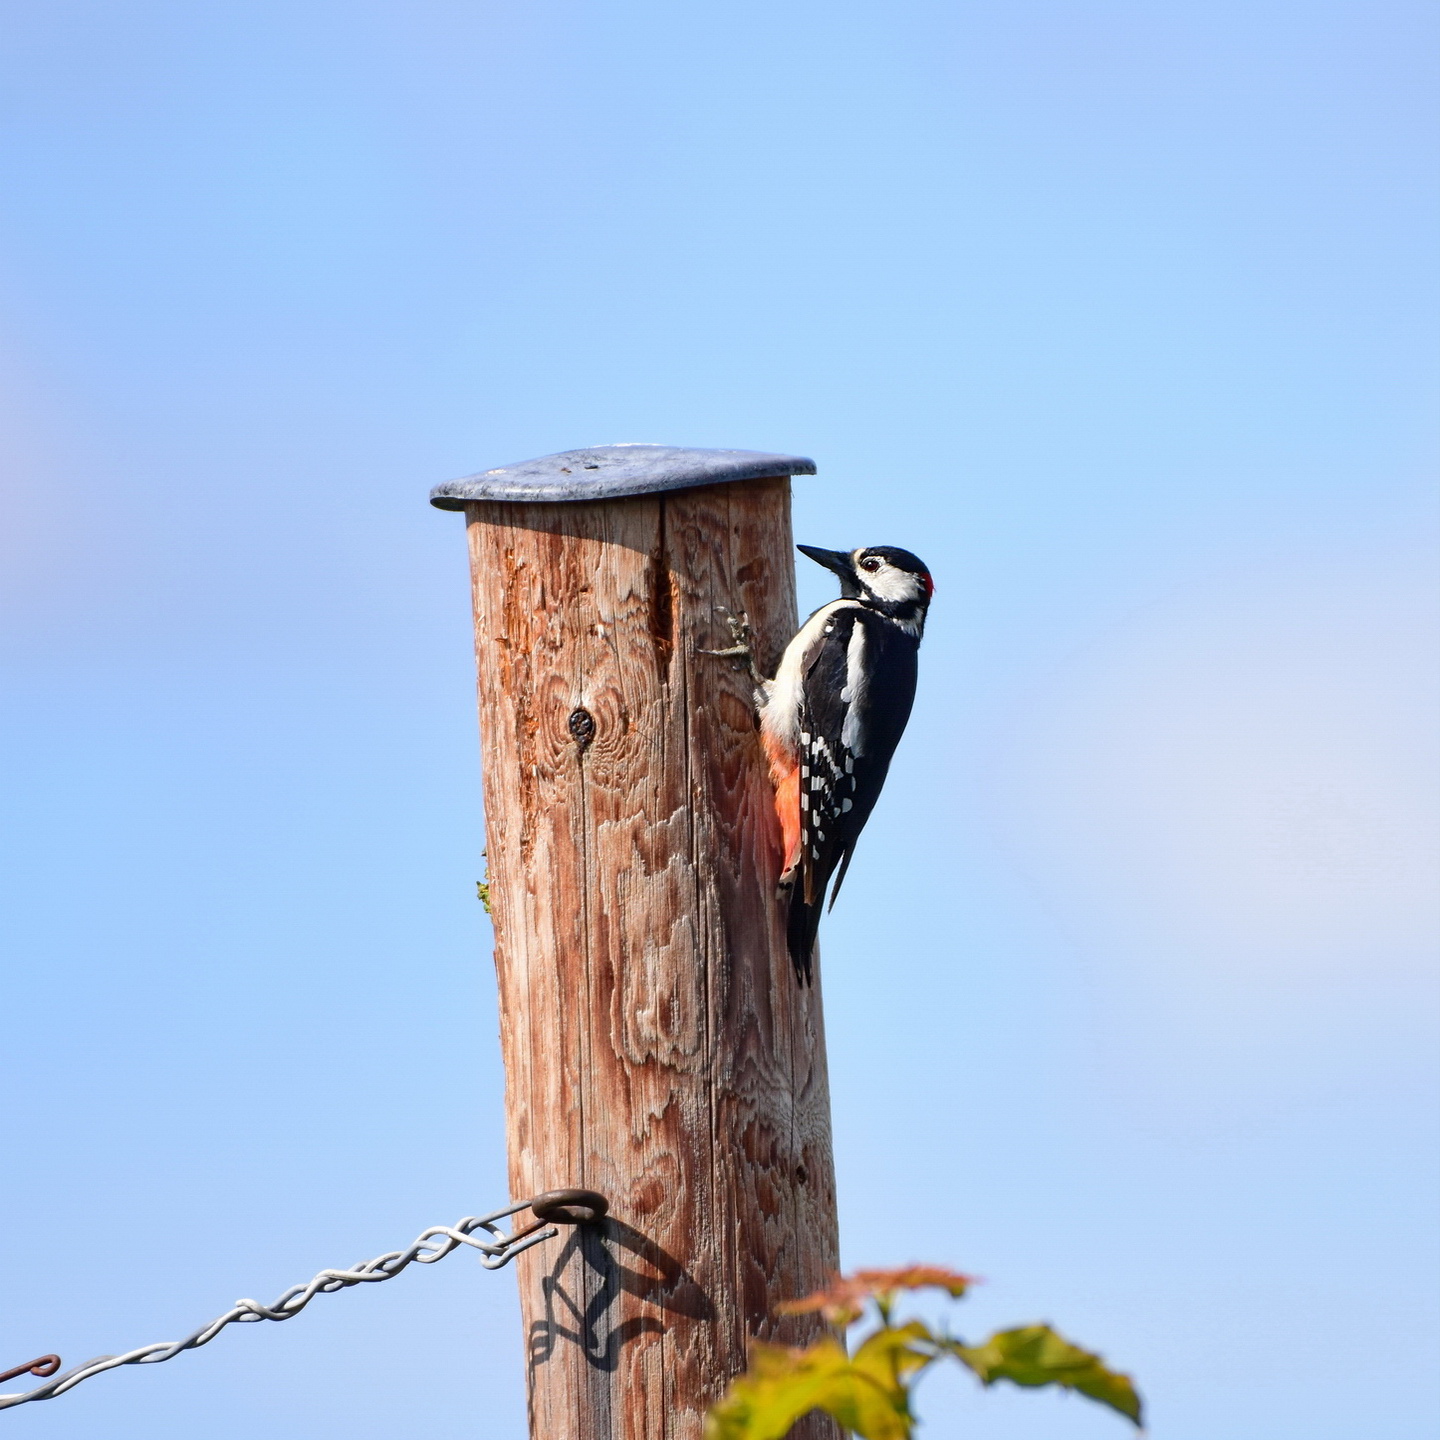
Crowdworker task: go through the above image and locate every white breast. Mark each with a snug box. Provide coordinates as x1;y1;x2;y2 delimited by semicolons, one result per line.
759;599;862;759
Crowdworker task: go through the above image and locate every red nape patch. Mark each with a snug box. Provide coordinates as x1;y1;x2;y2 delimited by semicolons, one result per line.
923;574;935;598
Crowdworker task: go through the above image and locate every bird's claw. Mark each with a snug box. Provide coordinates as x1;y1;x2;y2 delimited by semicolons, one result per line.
698;608;768;689
698;608;752;658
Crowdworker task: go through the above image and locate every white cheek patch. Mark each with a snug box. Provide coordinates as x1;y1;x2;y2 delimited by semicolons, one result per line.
863;564;925;604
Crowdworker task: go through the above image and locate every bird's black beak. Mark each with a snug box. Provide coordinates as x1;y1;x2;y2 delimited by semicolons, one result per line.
797;544;861;598
800;544;852;590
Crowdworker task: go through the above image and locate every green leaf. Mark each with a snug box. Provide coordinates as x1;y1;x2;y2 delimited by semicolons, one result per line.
476;849;492;914
705;1334;924;1440
949;1325;1143;1426
850;1322;939;1386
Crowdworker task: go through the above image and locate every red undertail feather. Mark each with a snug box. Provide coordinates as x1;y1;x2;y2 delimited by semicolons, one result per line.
761;730;802;877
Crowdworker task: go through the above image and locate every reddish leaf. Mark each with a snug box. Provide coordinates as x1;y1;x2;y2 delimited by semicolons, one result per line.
780;1266;978;1326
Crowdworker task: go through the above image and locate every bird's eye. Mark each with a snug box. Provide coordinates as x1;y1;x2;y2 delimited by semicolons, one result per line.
859;556;881;572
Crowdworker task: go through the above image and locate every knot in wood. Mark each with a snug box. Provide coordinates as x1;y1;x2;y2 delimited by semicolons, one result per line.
568;707;597;750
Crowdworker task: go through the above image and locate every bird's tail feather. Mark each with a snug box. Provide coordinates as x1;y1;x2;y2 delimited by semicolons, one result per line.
826;845;857;912
787;890;821;985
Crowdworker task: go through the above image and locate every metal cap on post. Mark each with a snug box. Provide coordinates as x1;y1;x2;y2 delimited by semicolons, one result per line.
430;442;818;506
434;445;839;1440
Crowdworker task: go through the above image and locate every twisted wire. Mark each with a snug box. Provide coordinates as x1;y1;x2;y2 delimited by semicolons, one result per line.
0;1198;558;1411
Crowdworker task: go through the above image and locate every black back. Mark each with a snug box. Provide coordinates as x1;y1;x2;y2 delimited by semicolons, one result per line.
787;607;920;980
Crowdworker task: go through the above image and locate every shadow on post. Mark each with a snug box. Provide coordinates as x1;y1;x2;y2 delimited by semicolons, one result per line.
529;1219;717;1375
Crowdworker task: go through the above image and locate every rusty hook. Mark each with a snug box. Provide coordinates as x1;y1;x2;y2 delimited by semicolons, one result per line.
529;1188;609;1225
0;1356;60;1386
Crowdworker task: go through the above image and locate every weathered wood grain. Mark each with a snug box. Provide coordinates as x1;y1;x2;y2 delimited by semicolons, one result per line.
464;478;840;1440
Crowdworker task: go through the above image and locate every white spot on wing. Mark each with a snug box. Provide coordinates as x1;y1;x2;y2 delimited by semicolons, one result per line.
841;621;869;755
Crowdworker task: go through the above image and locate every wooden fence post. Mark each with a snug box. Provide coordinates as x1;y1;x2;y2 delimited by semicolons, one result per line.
431;446;840;1440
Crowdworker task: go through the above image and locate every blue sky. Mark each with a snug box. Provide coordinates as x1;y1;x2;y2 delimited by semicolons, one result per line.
1;2;1436;1437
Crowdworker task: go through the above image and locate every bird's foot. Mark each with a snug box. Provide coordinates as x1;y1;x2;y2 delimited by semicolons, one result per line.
698;608;767;689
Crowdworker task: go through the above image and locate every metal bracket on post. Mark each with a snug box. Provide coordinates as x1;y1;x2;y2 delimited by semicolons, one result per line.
481;1188;611;1269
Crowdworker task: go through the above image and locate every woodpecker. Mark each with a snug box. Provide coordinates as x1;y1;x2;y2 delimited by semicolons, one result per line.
707;544;934;984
